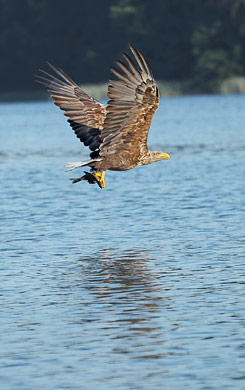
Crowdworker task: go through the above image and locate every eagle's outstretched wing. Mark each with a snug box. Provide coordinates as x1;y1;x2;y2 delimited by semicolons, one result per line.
36;64;106;151
99;44;159;159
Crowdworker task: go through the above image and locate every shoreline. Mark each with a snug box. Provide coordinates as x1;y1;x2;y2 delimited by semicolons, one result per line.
0;77;244;103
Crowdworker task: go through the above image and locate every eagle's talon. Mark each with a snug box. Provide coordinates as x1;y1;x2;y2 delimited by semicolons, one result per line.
94;171;106;188
100;171;106;188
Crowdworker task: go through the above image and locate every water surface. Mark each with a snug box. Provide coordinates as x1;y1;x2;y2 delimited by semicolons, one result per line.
0;95;244;389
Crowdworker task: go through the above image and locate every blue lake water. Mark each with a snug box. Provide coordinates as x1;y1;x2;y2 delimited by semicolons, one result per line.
0;95;244;389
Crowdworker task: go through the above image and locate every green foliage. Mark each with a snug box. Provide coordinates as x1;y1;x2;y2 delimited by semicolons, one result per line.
191;19;244;92
220;77;245;94
0;0;244;96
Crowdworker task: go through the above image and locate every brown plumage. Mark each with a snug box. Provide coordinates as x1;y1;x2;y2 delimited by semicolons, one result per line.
36;44;170;188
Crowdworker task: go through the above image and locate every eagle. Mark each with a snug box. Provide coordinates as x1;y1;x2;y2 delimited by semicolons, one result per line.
36;44;170;189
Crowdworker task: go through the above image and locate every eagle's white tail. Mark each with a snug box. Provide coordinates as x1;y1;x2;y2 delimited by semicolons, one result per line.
65;158;102;171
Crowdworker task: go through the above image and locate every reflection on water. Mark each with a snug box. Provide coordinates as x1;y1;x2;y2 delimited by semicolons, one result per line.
0;95;244;390
79;249;167;334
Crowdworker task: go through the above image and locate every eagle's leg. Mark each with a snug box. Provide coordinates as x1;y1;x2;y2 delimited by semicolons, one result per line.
95;171;102;179
95;170;106;188
100;171;106;188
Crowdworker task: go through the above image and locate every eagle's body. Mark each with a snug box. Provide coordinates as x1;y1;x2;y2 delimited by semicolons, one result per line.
37;44;170;188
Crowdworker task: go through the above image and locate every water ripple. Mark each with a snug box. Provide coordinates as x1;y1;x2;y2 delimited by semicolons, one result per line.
0;95;244;390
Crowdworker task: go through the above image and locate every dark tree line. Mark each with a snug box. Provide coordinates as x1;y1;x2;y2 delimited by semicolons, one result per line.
0;0;244;94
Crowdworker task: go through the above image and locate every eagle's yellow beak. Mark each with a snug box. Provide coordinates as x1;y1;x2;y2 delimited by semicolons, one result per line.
160;152;170;160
